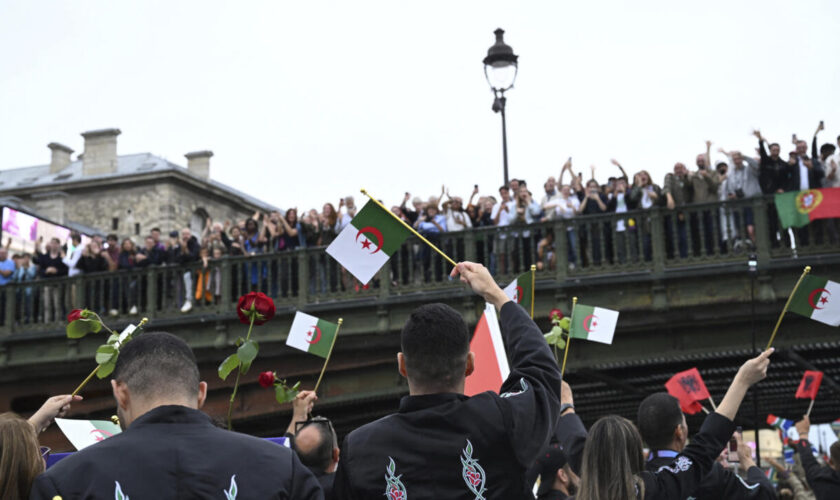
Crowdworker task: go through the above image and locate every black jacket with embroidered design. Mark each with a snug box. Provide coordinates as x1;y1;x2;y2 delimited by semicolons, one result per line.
646;448;775;499
30;405;323;500
332;301;562;499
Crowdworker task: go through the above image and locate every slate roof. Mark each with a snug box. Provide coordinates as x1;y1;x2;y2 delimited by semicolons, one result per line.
0;153;277;211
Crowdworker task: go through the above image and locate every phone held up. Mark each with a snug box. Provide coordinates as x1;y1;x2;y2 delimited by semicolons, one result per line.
727;426;742;463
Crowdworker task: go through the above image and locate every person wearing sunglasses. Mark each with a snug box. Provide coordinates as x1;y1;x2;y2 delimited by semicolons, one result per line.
286;390;340;500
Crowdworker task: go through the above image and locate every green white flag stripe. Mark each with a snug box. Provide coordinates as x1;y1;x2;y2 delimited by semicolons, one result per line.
570;304;619;344
286;311;339;358
55;418;122;451
790;275;840;326
325;200;412;284
503;271;533;310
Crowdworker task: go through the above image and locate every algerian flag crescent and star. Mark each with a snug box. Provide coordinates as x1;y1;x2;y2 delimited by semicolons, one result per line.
326;200;412;284
503;270;533;313
286;311;339;358
789;275;840;326
569;304;619;344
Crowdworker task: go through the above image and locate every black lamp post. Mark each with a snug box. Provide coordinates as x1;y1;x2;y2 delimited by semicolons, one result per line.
483;28;519;187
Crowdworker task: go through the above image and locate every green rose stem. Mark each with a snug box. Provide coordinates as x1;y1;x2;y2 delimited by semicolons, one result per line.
72;317;148;396
313;318;343;394
560;298;577;378
226;315;256;430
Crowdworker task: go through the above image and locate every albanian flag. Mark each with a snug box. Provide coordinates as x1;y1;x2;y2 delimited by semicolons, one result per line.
665;367;711;415
795;370;823;400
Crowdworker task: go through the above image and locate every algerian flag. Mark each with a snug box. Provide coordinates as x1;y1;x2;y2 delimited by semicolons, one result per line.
569;304;619;344
503;270;533;313
789;275;840;326
286;311;339;358
55;418;122;450
326;200;412;284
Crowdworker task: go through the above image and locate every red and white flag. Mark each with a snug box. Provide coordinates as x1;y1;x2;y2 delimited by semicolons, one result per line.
465;303;510;396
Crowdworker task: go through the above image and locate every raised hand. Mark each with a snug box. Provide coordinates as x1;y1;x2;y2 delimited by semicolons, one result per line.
450;262;509;310
28;395;83;434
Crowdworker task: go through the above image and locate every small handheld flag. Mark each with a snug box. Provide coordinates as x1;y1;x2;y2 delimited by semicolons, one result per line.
503;269;534;318
569;304;619;344
665;368;712;415
55;418;122;451
788;275;840;326
795;370;823;400
766;414;795;434
465;303;510;396
325;200;413;285
286;312;340;359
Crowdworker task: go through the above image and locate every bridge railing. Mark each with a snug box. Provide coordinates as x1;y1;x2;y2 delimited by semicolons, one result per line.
1;195;837;335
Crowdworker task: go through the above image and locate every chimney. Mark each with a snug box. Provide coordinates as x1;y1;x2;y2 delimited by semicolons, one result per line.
81;128;121;176
47;142;74;173
184;150;213;180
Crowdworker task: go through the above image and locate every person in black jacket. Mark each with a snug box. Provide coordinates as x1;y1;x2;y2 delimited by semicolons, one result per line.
792;415;840;500
29;331;323;500
285;390;338;500
637;392;775;499
569;348;773;500
333;261;562;500
172;228;200;313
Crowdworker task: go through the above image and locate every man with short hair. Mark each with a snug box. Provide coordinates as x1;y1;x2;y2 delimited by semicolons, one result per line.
286;391;339;500
491;185;516;274
663;162;693;259
30;331;322;499
690;141;721;256
793;415;840;499
637;392;774;499
533;443;578;500
333;261;562;499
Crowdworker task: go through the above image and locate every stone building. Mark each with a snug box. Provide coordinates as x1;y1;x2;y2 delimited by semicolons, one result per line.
0;128;275;240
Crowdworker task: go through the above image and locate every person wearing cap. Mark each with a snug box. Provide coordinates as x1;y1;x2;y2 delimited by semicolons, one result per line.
637;392;774;500
533;441;578;500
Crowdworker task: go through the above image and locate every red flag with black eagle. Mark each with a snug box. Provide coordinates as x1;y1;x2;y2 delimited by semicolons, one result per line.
665;368;711;415
795;370;823;400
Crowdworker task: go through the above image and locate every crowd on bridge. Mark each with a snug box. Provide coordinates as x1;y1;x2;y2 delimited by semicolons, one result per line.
0;124;838;326
1;261;838;499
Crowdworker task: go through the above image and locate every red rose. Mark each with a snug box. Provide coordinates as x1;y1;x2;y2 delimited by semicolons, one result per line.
67;309;84;323
549;308;564;321
237;292;276;325
258;371;275;388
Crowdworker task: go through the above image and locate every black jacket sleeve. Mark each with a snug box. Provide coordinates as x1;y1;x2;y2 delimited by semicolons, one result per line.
794;439;835;490
332;437;356;500
556;412;587;476
493;302;562;468
28;473;59;499
641;412;735;500
711;462;776;499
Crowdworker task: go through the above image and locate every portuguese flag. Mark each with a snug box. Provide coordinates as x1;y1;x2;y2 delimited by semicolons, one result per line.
503;270;533;313
569;304;619;344
775;188;840;229
286;311;339;358
326;200;412;284
789;275;840;326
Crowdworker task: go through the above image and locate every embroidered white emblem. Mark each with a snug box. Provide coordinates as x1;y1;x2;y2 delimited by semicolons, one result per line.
385;457;407;500
656;455;693;474
114;481;129;500
223;475;238;500
461;439;487;499
500;378;529;398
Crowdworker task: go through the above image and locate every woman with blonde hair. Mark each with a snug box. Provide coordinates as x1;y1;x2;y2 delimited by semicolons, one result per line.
575;348;773;500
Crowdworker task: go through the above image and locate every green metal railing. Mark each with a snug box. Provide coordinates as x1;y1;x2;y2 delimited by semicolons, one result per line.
1;195;837;335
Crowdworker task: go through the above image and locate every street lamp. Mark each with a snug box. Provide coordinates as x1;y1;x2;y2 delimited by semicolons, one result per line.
483;28;519;187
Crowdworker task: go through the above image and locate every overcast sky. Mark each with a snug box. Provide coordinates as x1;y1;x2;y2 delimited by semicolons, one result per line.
1;1;838;213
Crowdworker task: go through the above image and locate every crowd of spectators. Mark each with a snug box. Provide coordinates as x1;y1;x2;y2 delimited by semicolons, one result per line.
0;124;837;324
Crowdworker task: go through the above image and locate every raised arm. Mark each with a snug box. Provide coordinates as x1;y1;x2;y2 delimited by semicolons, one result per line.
451;262;561;467
610;158;628;179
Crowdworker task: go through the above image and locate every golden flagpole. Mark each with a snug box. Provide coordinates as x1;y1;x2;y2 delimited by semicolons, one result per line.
313;318;343;394
561;297;577;378
530;264;536;319
360;188;457;267
765;266;811;350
